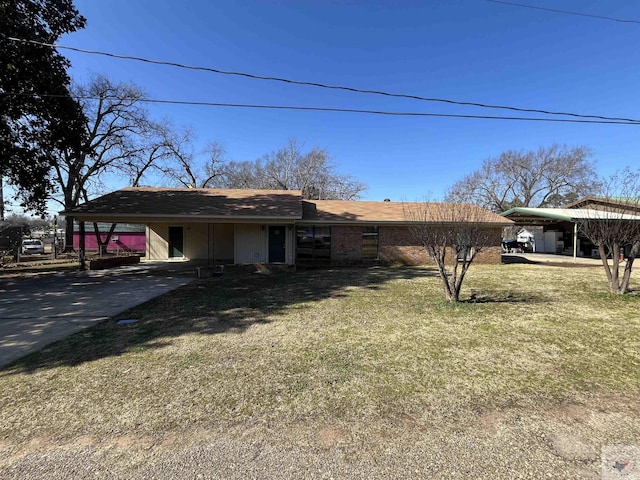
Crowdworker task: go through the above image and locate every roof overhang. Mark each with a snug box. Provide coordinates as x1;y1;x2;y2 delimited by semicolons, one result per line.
65;213;300;224
296;220;510;226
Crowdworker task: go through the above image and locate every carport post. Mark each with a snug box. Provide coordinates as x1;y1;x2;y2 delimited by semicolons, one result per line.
573;223;578;262
79;220;86;270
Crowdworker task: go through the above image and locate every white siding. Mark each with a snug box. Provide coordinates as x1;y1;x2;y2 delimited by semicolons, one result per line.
184;223;208;259
235;224;267;264
214;224;234;262
147;223;169;260
147;222;293;264
286;226;295;264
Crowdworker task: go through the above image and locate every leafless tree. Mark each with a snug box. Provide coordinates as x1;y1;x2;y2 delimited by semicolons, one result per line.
125;120;175;187
404;201;501;303
446;144;599;212
141;122;225;188
215;160;268;190
576;169;640;294
48;74;232;251
214;139;366;200
51;74;153;247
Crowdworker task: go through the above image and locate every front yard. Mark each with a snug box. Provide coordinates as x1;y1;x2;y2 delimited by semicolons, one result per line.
1;263;639;478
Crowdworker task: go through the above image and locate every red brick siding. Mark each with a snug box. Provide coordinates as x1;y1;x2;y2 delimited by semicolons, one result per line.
331;226;363;265
378;226;502;265
379;227;429;265
327;225;502;266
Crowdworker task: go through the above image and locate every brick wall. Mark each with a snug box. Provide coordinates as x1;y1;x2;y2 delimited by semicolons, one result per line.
327;225;503;266
331;225;363;265
378;226;427;265
378;226;502;265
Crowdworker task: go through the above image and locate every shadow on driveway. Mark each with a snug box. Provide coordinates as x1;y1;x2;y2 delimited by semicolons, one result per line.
0;262;196;368
2;265;436;374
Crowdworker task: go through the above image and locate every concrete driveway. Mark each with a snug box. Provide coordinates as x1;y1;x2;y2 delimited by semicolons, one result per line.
0;262;196;368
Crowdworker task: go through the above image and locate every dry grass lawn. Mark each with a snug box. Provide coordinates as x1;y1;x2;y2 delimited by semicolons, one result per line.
1;263;639;478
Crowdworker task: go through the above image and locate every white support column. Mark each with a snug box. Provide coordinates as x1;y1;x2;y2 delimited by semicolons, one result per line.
573;223;578;262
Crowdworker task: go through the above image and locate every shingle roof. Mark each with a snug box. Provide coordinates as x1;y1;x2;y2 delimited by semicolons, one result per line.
73;222;146;233
563;196;640;212
62;188;510;225
302;200;512;224
63;187;304;221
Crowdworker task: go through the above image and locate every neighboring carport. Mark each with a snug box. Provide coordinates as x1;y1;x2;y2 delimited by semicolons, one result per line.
501;207;640;261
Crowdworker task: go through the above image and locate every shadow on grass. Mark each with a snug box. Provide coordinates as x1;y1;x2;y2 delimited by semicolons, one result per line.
2;266;437;375
501;254;540;265
461;292;549;304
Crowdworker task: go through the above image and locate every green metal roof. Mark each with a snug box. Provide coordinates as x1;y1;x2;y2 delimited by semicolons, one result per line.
501;207;640;222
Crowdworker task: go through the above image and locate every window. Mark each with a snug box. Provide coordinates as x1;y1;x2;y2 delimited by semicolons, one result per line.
296;226;331;263
362;226;379;259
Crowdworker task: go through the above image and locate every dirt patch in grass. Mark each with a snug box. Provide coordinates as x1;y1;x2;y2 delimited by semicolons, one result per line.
1;264;639;478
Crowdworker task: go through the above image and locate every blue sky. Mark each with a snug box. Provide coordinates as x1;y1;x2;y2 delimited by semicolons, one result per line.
52;0;640;205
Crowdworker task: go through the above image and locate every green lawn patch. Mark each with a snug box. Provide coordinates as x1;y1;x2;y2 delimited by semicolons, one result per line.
1;264;639;445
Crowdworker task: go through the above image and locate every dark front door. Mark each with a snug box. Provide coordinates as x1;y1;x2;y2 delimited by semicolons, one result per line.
268;226;286;263
168;226;184;258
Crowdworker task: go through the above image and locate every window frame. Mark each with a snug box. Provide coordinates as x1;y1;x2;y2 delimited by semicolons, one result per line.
362;225;379;260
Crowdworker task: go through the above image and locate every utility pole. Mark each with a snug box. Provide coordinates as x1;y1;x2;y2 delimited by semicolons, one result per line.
0;176;4;222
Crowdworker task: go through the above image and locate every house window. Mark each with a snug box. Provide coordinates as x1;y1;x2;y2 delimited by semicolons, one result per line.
362;226;379;259
296;226;331;263
456;232;473;261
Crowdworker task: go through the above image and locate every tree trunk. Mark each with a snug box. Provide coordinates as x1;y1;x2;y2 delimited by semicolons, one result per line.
65;217;74;252
0;177;4;222
93;222;117;256
431;249;458;303
610;244;621;293
620;257;635;294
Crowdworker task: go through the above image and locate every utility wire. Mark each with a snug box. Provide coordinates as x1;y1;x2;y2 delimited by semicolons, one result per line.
5;92;640;125
486;0;640;24
5;35;640;124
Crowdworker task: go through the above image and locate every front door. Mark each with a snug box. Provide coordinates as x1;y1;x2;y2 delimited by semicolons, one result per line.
168;226;184;258
268;226;286;263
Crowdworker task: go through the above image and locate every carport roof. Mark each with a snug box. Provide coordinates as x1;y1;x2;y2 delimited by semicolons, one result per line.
501;207;640;225
62;187;304;222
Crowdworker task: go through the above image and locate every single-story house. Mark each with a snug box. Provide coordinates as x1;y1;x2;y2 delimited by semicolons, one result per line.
62;187;511;266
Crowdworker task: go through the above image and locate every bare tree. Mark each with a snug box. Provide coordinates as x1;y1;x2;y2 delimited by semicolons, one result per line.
577;169;640;294
215;160;269;190
50;75;228;250
214;139;366;200
124;120;174;187
118;120;225;189
51;74;153;247
446;144;599;212
404;201;501;303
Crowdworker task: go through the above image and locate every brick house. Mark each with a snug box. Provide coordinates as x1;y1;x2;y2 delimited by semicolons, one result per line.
63;187;511;266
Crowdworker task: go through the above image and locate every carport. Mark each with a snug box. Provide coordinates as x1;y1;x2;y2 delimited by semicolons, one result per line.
502;208;596;261
502;207;640;261
61;187;302;270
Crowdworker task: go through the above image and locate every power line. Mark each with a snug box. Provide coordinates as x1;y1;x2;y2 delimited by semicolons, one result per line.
4;35;640;124
486;0;640;24
5;92;640;125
